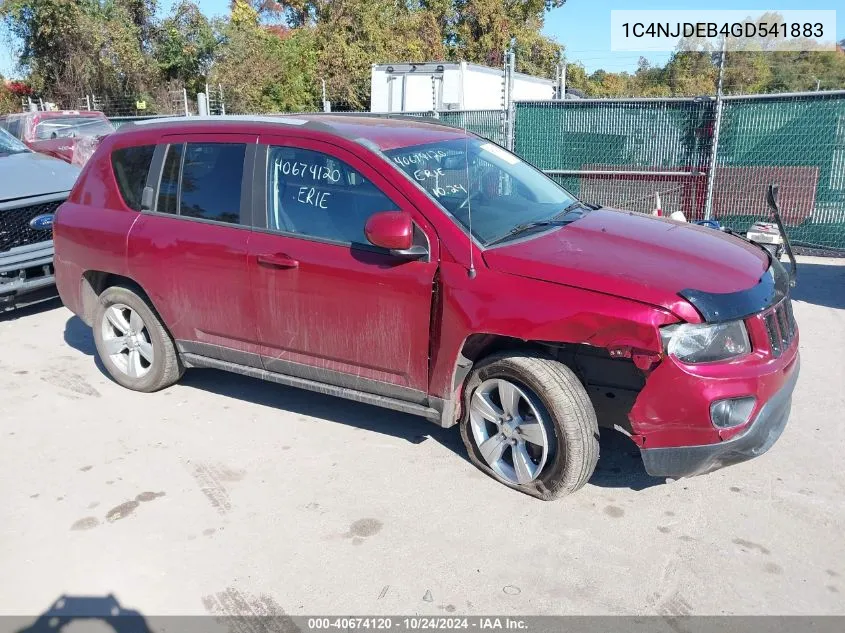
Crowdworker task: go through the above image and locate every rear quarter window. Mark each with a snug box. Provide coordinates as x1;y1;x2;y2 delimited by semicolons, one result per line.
111;145;155;210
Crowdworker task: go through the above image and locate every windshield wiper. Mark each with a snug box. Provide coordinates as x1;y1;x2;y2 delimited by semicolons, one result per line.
559;201;584;215
487;220;569;246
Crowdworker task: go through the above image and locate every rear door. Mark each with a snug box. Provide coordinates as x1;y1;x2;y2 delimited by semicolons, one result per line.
127;133;262;364
248;135;439;396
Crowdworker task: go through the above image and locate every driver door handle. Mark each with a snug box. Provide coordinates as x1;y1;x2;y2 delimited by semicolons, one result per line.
256;253;299;269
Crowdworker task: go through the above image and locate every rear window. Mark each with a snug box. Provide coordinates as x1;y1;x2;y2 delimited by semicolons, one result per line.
178;143;245;224
111;145;156;211
34;115;114;140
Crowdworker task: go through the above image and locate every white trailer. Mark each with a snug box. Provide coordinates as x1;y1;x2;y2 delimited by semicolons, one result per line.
370;62;556;113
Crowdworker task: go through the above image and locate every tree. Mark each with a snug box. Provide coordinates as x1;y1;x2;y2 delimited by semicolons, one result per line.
313;0;446;109
1;0;156;105
154;1;218;94
422;0;566;76
210;1;320;112
664;48;718;96
0;77;21;114
117;0;158;49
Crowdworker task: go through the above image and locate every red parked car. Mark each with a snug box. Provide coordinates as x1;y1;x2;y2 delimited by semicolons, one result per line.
0;110;114;165
52;115;799;499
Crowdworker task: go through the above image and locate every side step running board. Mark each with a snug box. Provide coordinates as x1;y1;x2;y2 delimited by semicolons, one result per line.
181;353;442;422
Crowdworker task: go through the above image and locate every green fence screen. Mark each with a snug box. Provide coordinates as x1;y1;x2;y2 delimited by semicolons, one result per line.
514;93;845;250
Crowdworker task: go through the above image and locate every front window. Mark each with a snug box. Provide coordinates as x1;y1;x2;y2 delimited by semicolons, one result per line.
266;145;398;245
33;115;114;141
385;138;578;245
0;127;30;156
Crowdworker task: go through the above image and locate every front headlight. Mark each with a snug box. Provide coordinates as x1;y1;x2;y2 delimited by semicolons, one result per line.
660;320;751;364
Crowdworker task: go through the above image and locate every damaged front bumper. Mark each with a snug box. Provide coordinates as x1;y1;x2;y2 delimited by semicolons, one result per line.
641;354;799;478
0;240;57;311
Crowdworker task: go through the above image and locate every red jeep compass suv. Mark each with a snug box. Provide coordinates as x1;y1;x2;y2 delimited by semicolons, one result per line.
53;115;799;499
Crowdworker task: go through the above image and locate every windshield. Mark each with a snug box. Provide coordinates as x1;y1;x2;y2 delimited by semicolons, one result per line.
385;138;578;245
33;116;114;140
0;127;30;156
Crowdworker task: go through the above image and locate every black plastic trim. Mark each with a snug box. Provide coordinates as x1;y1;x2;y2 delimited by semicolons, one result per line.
177;339;427;404
262;356;428;405
251;144;268;229
239;143;257;227
145;144;167;196
176;340;263;369
678;258;789;323
181;352;441;422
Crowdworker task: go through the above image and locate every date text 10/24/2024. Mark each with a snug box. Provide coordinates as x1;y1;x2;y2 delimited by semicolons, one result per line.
306;617;529;630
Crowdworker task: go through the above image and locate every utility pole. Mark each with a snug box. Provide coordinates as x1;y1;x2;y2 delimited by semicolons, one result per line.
704;36;727;220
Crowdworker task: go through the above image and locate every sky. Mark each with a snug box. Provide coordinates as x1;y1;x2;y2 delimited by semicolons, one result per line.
2;1;843;78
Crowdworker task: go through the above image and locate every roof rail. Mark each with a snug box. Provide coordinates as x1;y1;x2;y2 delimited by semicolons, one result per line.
303;111;466;131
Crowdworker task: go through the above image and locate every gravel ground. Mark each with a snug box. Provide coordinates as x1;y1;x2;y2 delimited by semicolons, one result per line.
1;256;843;619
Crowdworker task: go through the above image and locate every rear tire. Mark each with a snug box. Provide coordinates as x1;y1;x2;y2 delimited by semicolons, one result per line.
93;285;183;392
459;351;599;500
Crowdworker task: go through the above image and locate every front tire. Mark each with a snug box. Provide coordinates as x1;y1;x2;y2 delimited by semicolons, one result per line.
93;285;183;392
459;351;599;500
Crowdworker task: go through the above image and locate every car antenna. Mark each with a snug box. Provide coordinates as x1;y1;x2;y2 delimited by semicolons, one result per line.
462;127;476;279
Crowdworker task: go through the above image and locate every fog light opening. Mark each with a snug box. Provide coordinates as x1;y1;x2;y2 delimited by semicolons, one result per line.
710;397;756;430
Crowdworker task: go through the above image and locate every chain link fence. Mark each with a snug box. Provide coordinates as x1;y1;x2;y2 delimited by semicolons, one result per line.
714;92;845;249
514;97;714;218
514;91;845;250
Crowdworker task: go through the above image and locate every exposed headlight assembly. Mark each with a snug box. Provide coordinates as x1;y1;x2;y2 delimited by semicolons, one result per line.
660;321;751;364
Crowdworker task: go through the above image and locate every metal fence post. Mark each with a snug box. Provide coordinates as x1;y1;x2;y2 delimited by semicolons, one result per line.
703;37;727;220
500;54;508;147
183;88;189;116
197;93;208;116
321;79;330;112
506;50;516;151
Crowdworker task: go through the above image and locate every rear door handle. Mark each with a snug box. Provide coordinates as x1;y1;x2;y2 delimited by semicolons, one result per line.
256;253;299;269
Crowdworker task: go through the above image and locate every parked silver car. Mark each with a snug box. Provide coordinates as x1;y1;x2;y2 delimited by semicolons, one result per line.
0;128;79;311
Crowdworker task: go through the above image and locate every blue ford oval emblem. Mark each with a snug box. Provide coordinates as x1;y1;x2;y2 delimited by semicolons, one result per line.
29;214;54;230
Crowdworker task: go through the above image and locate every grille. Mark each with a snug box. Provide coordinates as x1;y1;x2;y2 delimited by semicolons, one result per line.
0;200;61;253
763;298;796;358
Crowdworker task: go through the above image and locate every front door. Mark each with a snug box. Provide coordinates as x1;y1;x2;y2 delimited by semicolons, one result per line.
127;133;262;363
248;136;439;398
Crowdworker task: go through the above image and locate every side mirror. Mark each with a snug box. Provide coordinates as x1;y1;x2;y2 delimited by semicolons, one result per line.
364;211;427;260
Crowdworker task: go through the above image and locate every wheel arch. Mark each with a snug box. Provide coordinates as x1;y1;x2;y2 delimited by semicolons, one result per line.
80;270;163;328
448;333;648;435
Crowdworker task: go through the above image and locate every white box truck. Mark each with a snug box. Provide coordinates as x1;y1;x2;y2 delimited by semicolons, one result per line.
370;62;556;113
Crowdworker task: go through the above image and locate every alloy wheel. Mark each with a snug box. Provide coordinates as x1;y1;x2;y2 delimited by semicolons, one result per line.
468;378;552;485
100;303;154;378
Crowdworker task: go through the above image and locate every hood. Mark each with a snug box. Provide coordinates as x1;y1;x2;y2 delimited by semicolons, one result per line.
0;151;80;203
482;208;769;318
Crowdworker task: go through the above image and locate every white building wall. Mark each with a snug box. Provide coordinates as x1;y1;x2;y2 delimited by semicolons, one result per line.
370;67;389;112
370;62;555;113
461;67;505;110
512;75;556;101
